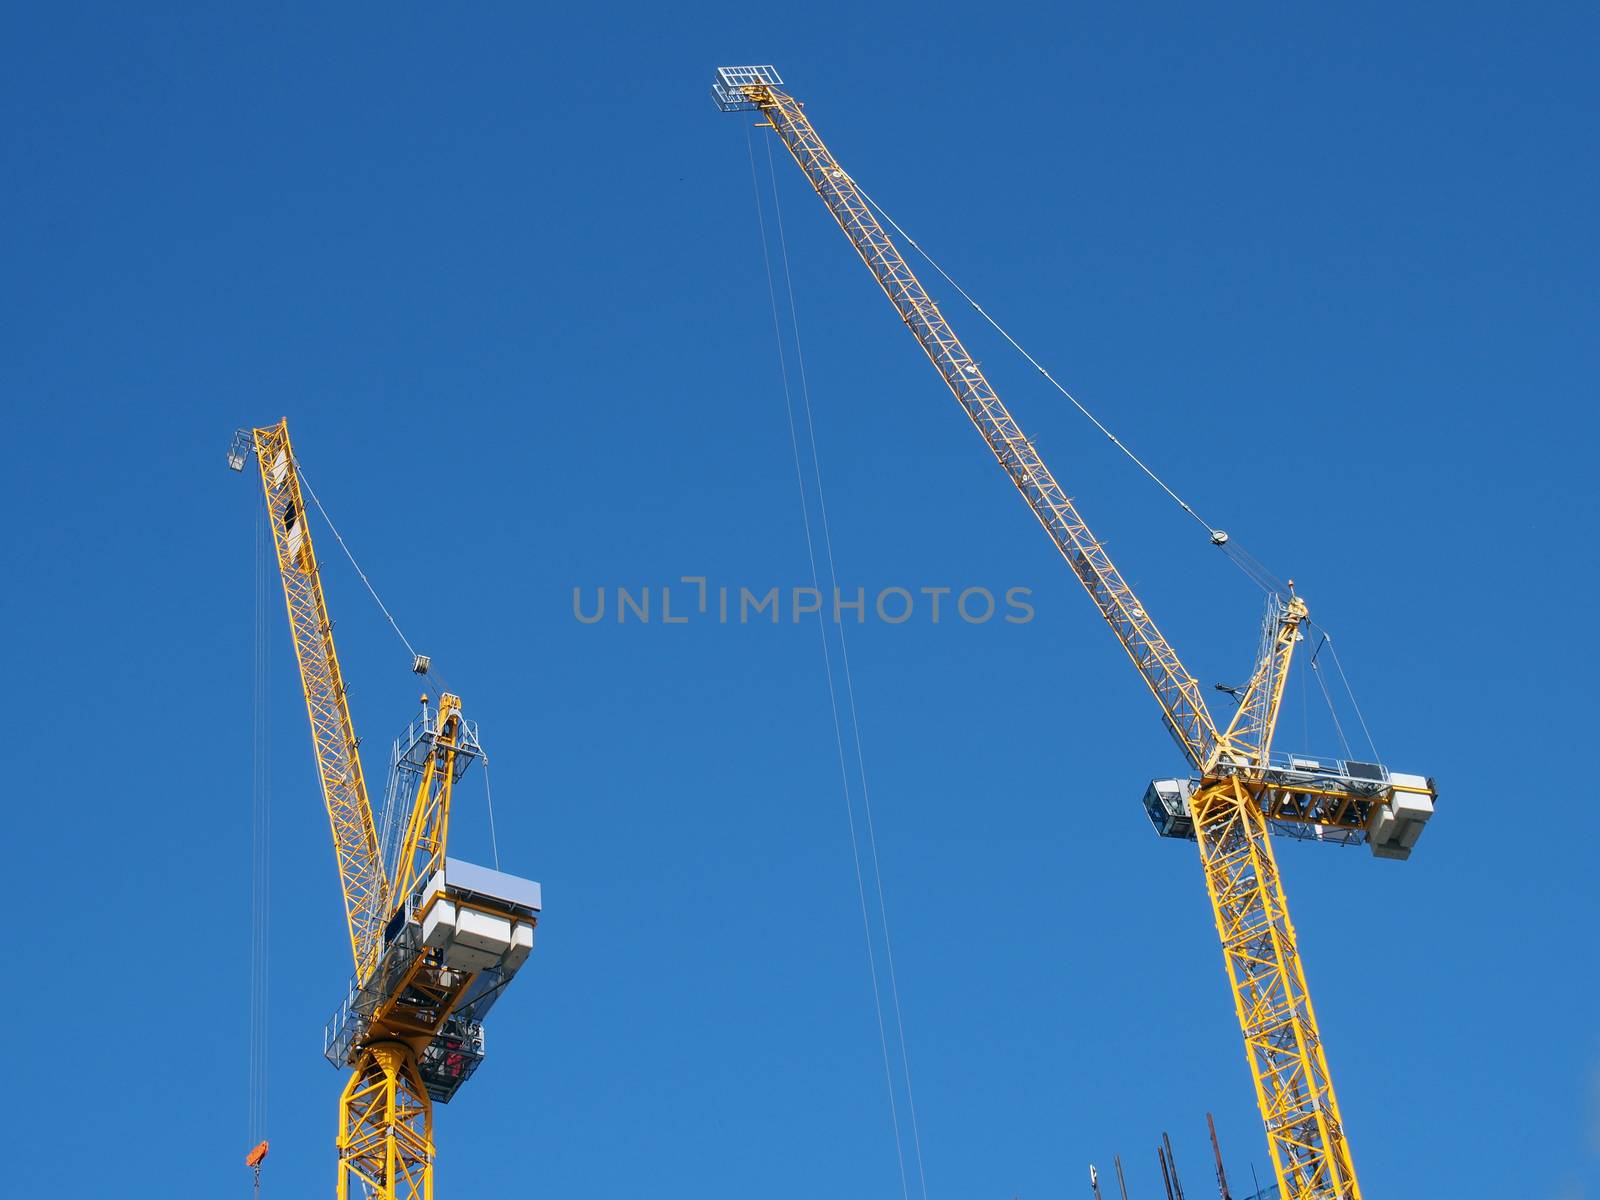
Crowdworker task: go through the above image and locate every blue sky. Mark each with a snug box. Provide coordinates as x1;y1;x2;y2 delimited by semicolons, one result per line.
5;4;1597;1197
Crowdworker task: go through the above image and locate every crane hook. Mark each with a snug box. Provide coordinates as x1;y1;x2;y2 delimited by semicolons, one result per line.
244;1140;269;1197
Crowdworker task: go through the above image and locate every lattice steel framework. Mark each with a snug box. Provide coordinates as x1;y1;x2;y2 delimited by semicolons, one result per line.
736;81;1219;769
246;420;482;1200
723;73;1374;1199
1193;777;1358;1199
1219;595;1305;766
337;1043;434;1200
392;694;465;906
253;420;390;980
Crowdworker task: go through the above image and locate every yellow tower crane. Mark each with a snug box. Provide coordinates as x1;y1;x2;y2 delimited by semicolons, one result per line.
230;419;542;1199
715;67;1438;1200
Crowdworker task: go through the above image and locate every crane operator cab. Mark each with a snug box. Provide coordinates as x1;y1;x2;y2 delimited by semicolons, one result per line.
326;858;540;1103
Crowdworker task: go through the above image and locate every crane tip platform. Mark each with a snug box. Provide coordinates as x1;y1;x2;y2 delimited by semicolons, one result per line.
712;65;782;111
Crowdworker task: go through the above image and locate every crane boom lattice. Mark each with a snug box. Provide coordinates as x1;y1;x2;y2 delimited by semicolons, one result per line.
730;74;1218;768
251;421;390;979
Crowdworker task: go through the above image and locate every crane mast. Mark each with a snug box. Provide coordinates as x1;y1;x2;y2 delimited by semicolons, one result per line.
716;67;1436;1200
232;420;543;1200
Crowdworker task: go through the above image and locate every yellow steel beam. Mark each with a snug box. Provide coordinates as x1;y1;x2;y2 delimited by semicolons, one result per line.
1194;777;1359;1199
337;1042;434;1200
1217;595;1308;768
740;82;1222;770
252;419;389;980
392;692;464;907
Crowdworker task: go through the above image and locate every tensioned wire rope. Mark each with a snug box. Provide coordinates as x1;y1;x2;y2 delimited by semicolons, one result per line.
767;136;935;1200
249;503;273;1160
295;462;503;867
842;161;1381;761
844;170;1292;600
747;121;929;1200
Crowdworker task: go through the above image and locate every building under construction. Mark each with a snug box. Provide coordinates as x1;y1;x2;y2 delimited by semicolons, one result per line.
1091;1113;1289;1200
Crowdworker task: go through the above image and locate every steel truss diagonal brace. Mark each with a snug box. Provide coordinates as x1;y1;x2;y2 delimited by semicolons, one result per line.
337;1042;434;1200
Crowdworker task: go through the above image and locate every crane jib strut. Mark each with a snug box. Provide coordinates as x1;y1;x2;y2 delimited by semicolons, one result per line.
715;66;1438;1200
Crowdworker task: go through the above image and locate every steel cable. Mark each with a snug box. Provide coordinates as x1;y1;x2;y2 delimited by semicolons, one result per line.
747;124;918;1200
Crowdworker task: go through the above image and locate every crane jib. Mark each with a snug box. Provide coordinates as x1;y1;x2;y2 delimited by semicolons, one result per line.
250;421;390;980
735;77;1222;770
